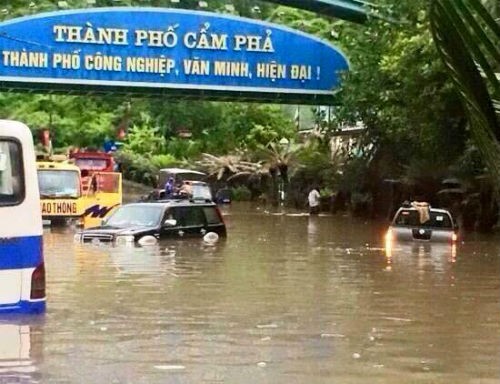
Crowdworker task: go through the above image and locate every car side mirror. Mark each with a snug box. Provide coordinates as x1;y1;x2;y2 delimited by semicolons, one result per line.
163;219;177;227
101;218;108;226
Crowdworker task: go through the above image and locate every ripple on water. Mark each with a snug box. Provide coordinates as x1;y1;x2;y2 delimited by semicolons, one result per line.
30;207;500;383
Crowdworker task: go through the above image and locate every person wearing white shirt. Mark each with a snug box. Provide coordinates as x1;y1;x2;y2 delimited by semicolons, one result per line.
308;187;321;214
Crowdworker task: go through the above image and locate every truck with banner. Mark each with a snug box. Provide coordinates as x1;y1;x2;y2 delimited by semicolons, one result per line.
37;152;121;228
38;157;83;224
70;150;122;229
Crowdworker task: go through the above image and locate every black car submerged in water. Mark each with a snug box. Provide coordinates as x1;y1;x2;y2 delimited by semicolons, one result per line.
75;200;226;245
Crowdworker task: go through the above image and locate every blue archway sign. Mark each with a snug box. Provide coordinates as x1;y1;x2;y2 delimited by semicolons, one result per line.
0;8;349;104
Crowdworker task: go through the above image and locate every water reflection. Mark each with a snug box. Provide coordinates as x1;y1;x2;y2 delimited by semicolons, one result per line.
307;215;318;243
0;317;44;384
385;241;457;272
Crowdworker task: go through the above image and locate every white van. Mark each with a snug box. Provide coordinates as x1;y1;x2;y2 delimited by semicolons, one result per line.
0;120;45;314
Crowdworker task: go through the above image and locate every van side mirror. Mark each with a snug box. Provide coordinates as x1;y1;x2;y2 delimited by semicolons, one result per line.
164;219;177;227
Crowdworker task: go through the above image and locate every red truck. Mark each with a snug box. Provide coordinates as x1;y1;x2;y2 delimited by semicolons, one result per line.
69;151;116;193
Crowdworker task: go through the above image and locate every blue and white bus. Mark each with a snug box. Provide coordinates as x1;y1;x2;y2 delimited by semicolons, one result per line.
0;120;45;314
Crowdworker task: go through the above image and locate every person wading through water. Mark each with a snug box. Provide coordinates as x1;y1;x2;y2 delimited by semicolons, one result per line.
308;186;321;215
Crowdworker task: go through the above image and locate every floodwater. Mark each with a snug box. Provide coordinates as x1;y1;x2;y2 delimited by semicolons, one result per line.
2;203;500;384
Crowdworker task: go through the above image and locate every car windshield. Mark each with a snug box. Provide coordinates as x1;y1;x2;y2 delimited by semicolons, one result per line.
105;205;164;228
394;209;453;229
38;170;80;198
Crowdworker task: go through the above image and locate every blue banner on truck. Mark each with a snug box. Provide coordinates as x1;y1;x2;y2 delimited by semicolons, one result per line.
0;8;349;100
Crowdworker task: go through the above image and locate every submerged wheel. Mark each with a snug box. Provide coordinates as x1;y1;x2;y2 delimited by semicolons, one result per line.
138;236;158;246
203;232;219;244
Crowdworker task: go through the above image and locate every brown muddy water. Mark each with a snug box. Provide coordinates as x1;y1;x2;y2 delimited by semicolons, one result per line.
1;203;499;383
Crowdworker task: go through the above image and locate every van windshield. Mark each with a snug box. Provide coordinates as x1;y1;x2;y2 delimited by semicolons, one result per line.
38;170;80;198
394;210;453;229
0;140;24;206
106;205;164;228
158;170;206;187
192;184;212;200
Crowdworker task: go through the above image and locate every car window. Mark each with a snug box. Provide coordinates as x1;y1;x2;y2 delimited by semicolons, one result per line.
203;207;222;224
106;205;163;227
170;206;206;227
394;210;419;226
429;212;453;228
394;209;452;228
0;139;24;206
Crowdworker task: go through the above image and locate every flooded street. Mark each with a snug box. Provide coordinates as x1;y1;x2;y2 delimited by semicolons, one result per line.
2;203;500;383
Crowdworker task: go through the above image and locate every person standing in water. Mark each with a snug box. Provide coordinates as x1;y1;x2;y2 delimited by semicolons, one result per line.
308;186;321;215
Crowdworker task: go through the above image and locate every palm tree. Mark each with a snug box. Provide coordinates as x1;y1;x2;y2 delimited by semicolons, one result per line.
255;139;303;205
196;152;263;181
430;0;500;230
430;0;500;180
197;140;303;205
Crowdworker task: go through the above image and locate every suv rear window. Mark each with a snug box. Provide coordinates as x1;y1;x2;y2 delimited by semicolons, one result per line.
0;139;24;206
394;209;452;229
203;206;222;224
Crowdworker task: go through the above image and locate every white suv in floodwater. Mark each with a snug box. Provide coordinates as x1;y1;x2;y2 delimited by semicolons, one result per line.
386;204;458;244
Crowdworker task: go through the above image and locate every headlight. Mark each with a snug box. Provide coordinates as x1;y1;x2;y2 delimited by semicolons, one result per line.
116;235;135;245
73;233;82;242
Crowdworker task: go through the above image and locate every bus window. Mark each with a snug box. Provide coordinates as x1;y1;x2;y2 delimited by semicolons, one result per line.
0;139;24;206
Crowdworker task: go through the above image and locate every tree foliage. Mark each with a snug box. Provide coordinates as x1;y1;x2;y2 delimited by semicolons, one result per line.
2;0;495;214
334;0;468;188
0;0;290;161
430;0;500;185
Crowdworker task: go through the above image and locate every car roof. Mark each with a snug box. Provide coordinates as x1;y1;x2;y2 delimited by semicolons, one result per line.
126;200;215;209
397;207;451;215
37;161;80;171
159;168;206;176
157;199;215;206
182;180;208;185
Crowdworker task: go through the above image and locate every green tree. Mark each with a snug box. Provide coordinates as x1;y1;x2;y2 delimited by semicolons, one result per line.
122;118;166;154
334;0;467;197
430;0;500;231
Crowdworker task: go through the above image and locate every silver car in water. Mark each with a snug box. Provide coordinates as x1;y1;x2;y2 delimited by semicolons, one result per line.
386;206;458;243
